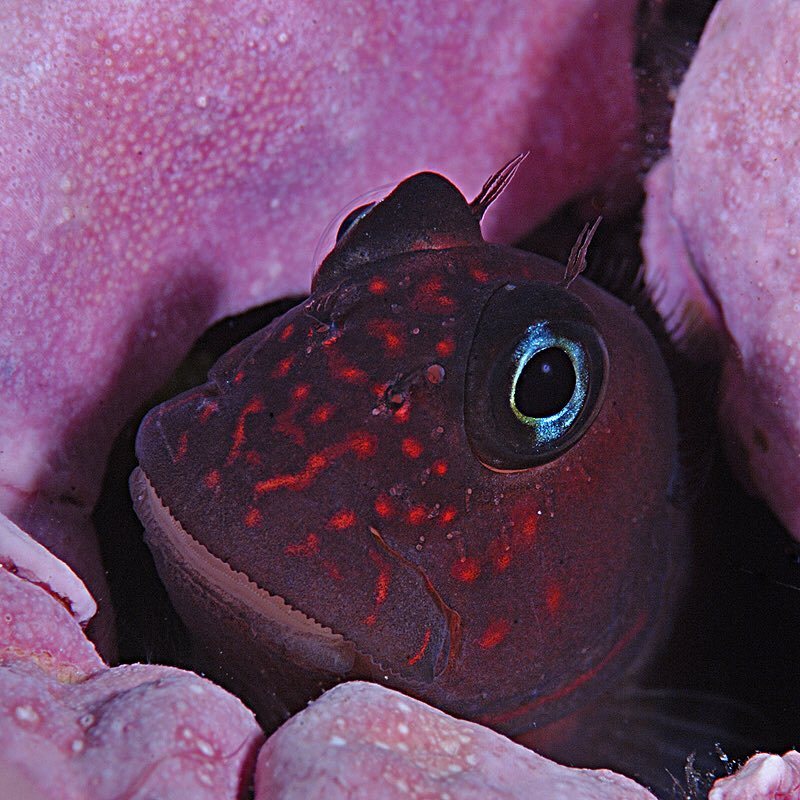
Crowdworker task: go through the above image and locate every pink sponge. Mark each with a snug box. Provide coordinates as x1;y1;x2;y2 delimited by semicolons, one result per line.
256;681;657;799
642;0;800;538
0;567;263;799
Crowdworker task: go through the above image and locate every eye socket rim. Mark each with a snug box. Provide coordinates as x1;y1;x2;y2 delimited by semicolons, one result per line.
311;185;393;272
491;321;606;468
464;281;609;471
335;202;377;243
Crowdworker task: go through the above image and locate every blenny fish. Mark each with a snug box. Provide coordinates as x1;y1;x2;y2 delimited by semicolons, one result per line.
131;158;685;735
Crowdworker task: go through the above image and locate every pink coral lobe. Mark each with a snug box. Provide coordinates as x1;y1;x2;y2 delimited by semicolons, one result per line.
642;0;800;539
256;681;658;799
0;565;263;799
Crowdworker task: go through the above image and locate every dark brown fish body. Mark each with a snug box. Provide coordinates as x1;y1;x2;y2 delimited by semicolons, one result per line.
132;168;685;733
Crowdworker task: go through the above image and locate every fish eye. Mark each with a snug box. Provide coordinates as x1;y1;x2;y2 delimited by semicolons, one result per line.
510;325;588;444
335;203;376;242
465;282;608;469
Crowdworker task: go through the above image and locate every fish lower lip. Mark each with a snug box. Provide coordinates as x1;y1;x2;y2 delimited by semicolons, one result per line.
130;467;357;676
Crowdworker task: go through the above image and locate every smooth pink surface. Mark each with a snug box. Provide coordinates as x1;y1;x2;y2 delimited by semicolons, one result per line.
256;681;657;800
0;566;263;799
709;751;800;800
0;0;638;603
642;0;800;538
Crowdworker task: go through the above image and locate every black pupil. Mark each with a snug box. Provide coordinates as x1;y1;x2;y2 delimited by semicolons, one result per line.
514;347;576;418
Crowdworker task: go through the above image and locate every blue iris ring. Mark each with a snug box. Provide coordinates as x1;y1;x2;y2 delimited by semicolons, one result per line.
510;322;589;443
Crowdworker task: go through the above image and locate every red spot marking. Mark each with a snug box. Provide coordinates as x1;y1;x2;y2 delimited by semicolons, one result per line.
439;506;458;525
245;450;262;467
374;494;394;518
292;383;310;401
364;550;391;626
203;469;220;489
350;430;377;458
255;431;377;494
372;382;389;398
329;509;356;530
407;628;432;666
322;559;344;581
421;277;443;293
310;403;336;424
244;507;262;528
451;557;480;583
546;583;563;614
413;276;457;314
227;396;265;464
308;454;327;470
436;338;455;358
478;618;511;649
521;514;538;542
279;323;295;341
488;538;513;572
172;431;188;463
284;532;319;557
431;459;448;476
321;330;342;347
402;437;423;459
495;552;512;572
435;294;456;310
384;332;403;353
481;611;649;725
471;267;490;283
198;402;218;424
368;277;389;295
373;566;390;604
234;371;245;385
367;319;405;356
272;354;295;378
341;364;367;382
328;350;368;384
370;383;389;399
407;505;427;525
392;402;411;424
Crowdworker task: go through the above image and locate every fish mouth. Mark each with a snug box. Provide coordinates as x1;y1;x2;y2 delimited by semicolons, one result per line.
130;467;357;677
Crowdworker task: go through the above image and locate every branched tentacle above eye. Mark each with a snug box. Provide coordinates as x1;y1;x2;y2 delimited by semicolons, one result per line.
469;152;529;221
562;216;602;289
